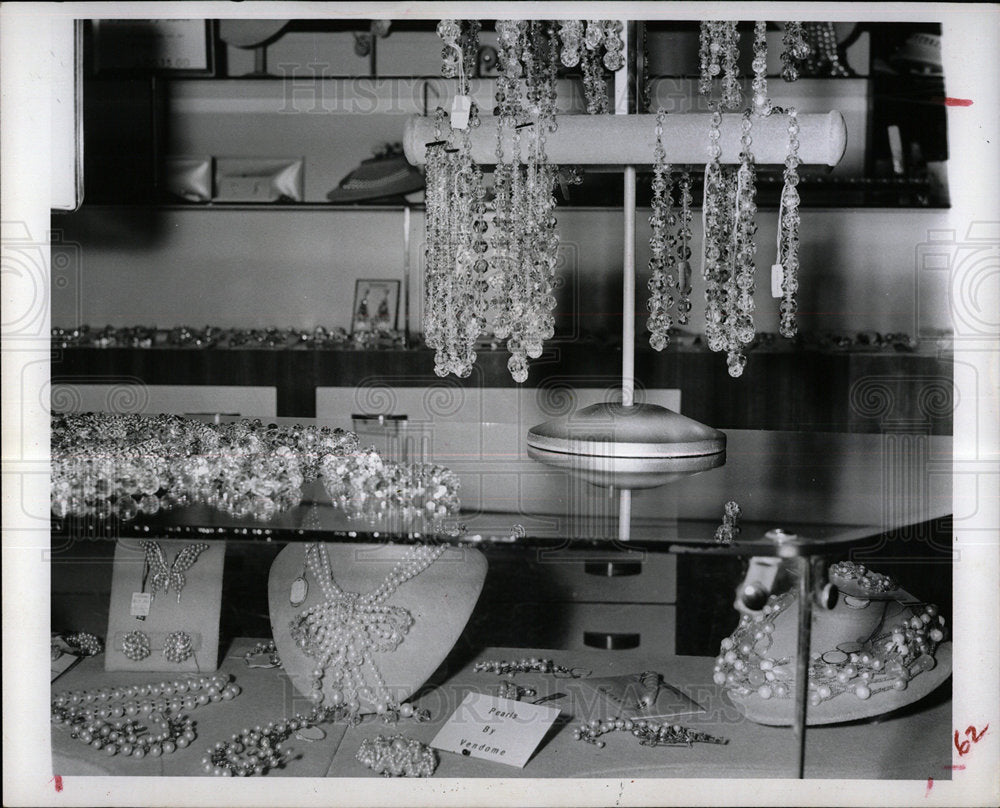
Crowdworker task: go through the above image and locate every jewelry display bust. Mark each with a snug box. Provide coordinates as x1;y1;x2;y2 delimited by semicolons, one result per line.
268;542;486;714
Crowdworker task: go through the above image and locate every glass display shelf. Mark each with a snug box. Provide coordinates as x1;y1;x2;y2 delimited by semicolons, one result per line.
52;426;952;559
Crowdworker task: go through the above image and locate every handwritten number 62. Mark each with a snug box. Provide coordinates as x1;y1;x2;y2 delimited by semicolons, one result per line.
954;724;989;756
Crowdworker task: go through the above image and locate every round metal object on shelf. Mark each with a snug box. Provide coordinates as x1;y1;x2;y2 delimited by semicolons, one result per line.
527;402;727;459
526;444;725;489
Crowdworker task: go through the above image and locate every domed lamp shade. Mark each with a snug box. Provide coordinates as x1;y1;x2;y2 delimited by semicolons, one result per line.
526;402;726;488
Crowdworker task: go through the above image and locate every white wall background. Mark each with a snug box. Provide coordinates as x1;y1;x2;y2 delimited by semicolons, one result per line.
52;205;952;338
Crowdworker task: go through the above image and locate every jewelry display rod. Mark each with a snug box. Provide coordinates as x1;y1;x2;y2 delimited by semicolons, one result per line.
105;539;226;673
402;111;848;168
402;21;851;778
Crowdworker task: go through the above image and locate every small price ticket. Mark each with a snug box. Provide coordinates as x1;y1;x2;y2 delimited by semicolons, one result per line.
431;691;561;768
130;592;152;618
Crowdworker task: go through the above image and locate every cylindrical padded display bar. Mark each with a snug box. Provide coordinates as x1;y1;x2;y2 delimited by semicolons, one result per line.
403;111;847;167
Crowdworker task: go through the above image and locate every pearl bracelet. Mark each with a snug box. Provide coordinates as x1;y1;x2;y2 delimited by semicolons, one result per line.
356;734;438;777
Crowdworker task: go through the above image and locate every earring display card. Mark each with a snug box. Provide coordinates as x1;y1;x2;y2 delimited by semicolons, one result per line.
105;539;225;673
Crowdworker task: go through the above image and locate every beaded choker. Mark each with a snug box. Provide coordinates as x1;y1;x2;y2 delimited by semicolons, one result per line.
288;542;444;720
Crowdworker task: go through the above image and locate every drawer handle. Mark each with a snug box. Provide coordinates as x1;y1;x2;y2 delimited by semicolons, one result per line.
584;561;642;577
584;631;640;650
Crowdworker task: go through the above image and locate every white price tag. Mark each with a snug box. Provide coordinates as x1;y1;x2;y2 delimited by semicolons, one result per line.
431;691;561;768
451;95;472;130
130;592;152;618
771;263;784;298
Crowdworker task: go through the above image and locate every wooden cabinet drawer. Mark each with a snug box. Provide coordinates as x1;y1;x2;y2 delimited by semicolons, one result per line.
467;602;676;654
481;551;676;604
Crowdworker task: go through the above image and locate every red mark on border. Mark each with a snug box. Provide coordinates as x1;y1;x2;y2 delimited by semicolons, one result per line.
931;97;974;107
52;776;63;792
945;764;966;771
925;777;933;796
955;724;989;756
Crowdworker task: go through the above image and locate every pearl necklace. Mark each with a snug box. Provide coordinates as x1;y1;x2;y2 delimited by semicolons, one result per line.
713;592;947;705
51;674;241;759
289;542;445;719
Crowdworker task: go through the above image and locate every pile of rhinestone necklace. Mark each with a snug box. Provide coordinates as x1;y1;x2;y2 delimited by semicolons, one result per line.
50;413;462;527
713;591;947;706
289;542;445;720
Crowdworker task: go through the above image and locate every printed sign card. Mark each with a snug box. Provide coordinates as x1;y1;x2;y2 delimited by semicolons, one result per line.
431;691;561;768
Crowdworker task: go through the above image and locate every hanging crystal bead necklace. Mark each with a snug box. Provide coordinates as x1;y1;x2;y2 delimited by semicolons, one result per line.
288;542;444;720
646;109;676;351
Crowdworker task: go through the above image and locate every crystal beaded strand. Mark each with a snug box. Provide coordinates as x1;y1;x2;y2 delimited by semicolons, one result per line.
437;20;460;78
751;21;772;116
781;22;809;82
674;172;694;325
778;107;801;338
602;20;624;71
701;107;733;356
725;110;758;378
646;110;676;351
558;20;583;67
720;21;742;110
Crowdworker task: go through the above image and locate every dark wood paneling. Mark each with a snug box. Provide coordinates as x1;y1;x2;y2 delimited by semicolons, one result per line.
52;346;954;433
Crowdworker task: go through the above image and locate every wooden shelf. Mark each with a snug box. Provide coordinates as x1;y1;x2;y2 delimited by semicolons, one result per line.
51;344;954;434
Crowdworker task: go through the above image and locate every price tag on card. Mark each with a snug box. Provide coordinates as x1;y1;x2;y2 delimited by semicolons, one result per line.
771;263;784;298
431;691;561;768
451;94;472;129
130;592;152;619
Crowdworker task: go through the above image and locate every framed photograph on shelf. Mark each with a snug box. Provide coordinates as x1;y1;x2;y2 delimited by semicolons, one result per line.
92;19;215;75
351;279;400;334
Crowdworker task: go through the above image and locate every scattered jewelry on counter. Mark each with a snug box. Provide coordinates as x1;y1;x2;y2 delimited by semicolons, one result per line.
474;657;591;678
828;561;899;594
142;540;209;602
121;630;151;661
356;734;438;777
289;542;443;720
65;632;103;656
713;590;947;705
201;701;428;776
162;631;195;663
242;640;281;668
51;674;240;759
573;717;729;748
496;681;537;701
714;499;742;544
